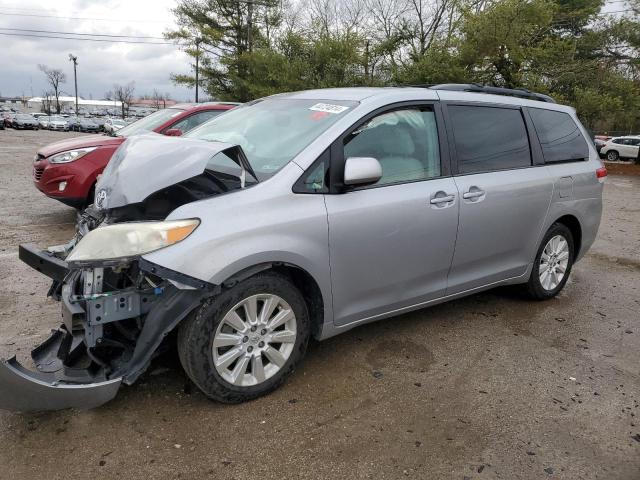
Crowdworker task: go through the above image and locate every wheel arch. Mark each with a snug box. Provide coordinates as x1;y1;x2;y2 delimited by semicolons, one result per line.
552;214;582;260
220;262;327;339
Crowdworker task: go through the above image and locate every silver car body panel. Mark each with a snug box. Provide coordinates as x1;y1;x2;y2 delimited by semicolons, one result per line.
325;178;459;326
143;161;336;325
143;87;602;340
447;167;554;294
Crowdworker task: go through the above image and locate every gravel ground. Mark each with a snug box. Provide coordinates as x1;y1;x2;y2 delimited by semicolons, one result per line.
0;129;638;480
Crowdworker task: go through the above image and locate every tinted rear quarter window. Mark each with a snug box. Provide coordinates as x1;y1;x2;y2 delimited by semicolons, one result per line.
529;108;589;163
448;105;531;174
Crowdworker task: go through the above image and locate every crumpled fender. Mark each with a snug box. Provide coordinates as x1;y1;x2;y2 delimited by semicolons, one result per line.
0;356;121;412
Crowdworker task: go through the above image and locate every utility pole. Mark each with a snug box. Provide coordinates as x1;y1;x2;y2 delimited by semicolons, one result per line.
247;0;253;53
195;38;201;103
68;54;78;116
364;39;370;82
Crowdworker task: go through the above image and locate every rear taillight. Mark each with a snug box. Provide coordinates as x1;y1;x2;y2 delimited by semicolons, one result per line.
596;166;607;182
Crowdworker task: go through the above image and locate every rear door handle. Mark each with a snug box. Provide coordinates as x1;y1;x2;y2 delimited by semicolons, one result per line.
462;190;485;199
430;194;455;204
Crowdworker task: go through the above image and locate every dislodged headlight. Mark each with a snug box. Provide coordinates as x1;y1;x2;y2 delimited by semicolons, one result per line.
49;147;97;164
66;219;200;262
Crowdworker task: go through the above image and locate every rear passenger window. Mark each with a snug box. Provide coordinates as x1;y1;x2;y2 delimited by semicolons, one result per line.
529;108;589;163
448;105;531;174
343;108;441;186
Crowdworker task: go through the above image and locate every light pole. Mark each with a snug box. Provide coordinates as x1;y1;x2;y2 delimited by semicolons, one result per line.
195;38;201;103
68;54;78;116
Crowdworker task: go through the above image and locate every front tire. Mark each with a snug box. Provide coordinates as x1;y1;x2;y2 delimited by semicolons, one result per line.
525;223;574;300
606;150;619;161
178;272;310;403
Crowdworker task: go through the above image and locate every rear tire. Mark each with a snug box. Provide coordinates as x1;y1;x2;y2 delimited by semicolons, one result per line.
178;272;310;404
606;150;619;161
525;223;575;300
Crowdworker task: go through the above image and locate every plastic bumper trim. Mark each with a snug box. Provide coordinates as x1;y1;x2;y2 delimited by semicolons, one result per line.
0;356;121;412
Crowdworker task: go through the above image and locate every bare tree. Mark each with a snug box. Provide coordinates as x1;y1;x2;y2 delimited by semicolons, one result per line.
405;0;452;58
113;82;135;119
151;89;164;110
38;65;66;114
41;91;54;115
307;0;339;35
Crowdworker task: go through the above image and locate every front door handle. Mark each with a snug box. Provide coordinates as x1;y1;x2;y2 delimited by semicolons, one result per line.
430;194;455;204
462;191;484;199
462;188;485;200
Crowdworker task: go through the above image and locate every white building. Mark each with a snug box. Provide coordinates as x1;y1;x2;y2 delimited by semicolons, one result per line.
27;96;122;110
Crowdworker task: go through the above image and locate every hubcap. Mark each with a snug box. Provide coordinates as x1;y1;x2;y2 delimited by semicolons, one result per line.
212;294;297;387
539;235;570;291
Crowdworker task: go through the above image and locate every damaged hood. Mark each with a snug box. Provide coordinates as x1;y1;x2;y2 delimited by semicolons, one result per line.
95;133;236;210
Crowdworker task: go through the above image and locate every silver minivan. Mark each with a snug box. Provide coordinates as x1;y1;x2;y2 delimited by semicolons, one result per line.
2;84;606;411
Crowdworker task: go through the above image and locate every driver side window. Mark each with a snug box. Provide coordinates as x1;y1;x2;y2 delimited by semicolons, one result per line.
343;108;441;186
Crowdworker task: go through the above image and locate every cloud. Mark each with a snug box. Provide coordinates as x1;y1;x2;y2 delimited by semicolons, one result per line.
0;0;194;101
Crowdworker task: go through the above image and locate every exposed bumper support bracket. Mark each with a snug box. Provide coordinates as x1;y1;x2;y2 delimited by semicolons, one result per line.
19;243;69;282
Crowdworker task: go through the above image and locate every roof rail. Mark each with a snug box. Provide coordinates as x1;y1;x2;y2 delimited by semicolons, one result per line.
429;83;556;103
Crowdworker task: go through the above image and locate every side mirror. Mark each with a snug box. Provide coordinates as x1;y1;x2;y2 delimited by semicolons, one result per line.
343;157;382;186
164;128;183;137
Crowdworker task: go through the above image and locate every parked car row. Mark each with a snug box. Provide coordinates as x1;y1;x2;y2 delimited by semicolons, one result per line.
1;113;137;133
0;105;23;113
60;106;155;118
0;85;605;412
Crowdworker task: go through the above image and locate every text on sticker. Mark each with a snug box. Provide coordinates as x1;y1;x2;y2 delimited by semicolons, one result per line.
309;103;349;114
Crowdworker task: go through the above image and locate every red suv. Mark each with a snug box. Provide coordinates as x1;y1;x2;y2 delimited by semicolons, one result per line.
32;102;238;208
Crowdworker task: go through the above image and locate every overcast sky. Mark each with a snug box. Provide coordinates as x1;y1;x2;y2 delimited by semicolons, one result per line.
0;0;194;101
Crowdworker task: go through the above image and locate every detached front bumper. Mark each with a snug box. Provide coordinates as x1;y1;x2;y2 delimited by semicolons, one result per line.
0;357;121;412
0;244;212;412
0;244;123;412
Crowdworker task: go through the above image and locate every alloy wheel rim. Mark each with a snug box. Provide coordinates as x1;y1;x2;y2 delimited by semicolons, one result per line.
212;294;297;387
539;234;570;291
607;152;617;161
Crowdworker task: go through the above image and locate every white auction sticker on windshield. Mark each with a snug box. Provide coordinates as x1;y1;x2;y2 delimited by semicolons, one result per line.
309;103;349;114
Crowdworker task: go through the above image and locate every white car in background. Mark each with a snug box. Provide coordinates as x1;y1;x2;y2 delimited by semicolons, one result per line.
104;118;127;134
37;115;51;129
600;136;640;161
48;115;69;131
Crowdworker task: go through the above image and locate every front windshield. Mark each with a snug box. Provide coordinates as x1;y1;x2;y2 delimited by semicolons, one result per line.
16;114;35;120
114;108;184;137
50;116;64;121
185;98;358;176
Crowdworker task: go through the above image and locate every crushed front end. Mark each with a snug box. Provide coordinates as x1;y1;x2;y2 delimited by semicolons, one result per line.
1;134;254;412
0;242;214;412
